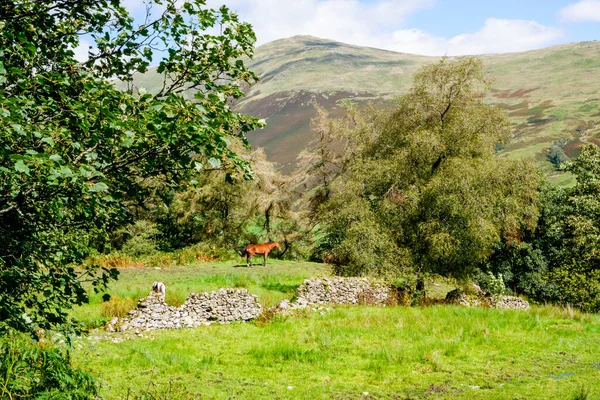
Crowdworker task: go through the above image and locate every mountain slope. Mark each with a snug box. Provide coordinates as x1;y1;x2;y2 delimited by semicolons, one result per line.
132;36;600;181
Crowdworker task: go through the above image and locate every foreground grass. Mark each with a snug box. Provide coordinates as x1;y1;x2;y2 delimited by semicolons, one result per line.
74;305;600;399
71;261;600;398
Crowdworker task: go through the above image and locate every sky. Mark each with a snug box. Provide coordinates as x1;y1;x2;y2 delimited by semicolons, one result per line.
78;0;600;59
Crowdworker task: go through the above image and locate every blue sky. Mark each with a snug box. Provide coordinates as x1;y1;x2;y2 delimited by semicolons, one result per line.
89;0;600;59
406;0;599;44
199;0;600;55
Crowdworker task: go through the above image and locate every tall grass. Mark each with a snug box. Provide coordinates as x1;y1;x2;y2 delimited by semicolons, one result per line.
101;295;136;318
74;304;600;399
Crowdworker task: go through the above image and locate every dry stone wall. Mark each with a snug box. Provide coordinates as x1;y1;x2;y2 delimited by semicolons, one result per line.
106;277;531;332
445;288;530;310
107;286;262;332
490;295;530;311
295;277;392;306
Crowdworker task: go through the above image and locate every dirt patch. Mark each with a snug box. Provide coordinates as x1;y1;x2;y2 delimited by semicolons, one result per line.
508;100;553;118
492;87;540;99
494;101;528;111
236;90;382;170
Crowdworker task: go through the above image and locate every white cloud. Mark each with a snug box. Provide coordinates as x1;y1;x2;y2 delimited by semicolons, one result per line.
446;18;563;55
386;19;563;56
559;0;600;22
206;0;563;56
72;38;92;62
206;0;435;47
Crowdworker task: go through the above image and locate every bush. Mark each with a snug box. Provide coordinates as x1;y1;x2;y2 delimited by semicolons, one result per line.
547;141;570;167
474;271;508;295
484;242;559;303
85;253;144;269
145;253;176;269
174;243;228;264
551;267;600;313
0;334;98;399
119;220;161;258
101;295;136;318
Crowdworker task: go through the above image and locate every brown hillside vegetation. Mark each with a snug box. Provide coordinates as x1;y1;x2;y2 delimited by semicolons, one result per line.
128;36;600;181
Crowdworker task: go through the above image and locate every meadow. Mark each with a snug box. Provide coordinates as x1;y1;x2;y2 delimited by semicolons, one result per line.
71;261;600;399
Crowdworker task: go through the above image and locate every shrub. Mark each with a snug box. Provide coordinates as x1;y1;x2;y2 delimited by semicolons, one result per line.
551;267;600;313
85;253;144;269
0;333;98;399
547;141;570;167
474;271;508;295
174;244;218;265
484;241;559;303
145;253;176;269
101;295;136;318
119;220;161;258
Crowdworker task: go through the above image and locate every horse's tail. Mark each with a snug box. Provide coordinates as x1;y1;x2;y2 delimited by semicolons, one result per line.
240;247;247;257
279;236;289;257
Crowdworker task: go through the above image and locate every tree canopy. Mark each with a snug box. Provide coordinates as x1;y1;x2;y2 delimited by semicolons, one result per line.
317;58;540;283
0;0;263;337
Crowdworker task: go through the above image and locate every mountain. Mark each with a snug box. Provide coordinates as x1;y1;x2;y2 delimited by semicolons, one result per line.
132;36;600;182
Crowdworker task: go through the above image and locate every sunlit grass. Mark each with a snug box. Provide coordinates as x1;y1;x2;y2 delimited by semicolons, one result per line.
71;260;330;328
74;304;600;399
67;260;600;399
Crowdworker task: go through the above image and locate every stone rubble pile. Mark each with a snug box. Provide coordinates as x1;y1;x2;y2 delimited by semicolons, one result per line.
106;277;532;332
107;285;262;332
295;277;392;306
270;277;391;316
445;288;530;310
444;288;472;307
490;295;530;311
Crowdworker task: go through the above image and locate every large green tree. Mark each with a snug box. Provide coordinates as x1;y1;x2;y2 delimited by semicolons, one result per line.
320;58;540;284
485;145;600;311
0;0;262;337
537;145;600;310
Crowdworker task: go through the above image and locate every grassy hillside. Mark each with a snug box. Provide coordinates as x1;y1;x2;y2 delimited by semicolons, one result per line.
129;36;600;180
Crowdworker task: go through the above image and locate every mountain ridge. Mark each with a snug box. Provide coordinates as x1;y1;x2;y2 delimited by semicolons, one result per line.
129;36;600;181
239;36;600;181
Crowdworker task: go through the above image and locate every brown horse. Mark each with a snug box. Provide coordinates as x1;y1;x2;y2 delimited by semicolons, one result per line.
240;241;281;267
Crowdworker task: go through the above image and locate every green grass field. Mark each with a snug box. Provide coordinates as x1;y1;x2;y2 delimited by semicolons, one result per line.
71;261;600;399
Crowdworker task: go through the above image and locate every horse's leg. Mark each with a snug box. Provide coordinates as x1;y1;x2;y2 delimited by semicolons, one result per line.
247;253;252;267
264;251;268;266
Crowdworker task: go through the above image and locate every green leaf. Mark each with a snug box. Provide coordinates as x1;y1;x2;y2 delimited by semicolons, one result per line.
14;160;30;175
208;158;221;169
60;167;73;177
41;137;55;147
89;182;109;192
11;124;25;135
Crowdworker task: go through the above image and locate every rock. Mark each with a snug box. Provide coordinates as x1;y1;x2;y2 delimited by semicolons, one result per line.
277;299;291;310
445;289;471;306
295;277;391;306
107;278;531;333
490;295;530;310
111;283;263;332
